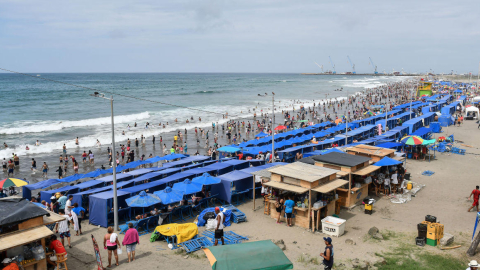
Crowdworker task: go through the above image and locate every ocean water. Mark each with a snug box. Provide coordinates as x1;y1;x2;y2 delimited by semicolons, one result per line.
0;73;407;159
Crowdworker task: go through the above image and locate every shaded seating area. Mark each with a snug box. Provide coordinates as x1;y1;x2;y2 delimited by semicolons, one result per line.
212;171;253;205
89;190;131;227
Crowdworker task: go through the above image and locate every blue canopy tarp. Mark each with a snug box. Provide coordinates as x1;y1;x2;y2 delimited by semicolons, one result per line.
125;168;154;177
218;146;242;153
22;179;60;200
131;172;164;183
154;187;185;205
375;142;404;149
40;185;80;203
89;190;131;227
172;179;203;195
192;173;222;185
411;127;432;139
222;160;251;170
373;156;402;167
125;191;161;208
159;153;187;161
75;180;105;190
240;162;288;174
255;131;269;138
96;173;133;183
211;171;253;204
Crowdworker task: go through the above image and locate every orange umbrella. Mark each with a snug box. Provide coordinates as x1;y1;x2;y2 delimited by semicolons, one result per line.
274;125;287;131
335;119;343;124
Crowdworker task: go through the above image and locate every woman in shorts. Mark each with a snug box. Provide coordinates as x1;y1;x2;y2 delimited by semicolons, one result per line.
103;227;121;267
122;223;140;263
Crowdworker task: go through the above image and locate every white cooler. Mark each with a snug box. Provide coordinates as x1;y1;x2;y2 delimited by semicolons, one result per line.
321;216;346;237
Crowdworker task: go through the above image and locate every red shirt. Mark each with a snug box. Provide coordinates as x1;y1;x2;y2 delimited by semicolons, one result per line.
49;240;66;254
473;190;480;201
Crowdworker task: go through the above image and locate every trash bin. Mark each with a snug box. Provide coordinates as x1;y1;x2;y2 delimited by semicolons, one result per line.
363;198;375;215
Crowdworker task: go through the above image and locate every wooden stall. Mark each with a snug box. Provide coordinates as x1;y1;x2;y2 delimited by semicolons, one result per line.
0;199;65;270
312;152;380;208
345;144;396;163
260;162;343;230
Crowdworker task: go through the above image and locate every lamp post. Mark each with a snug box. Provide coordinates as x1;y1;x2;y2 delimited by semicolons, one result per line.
90;92;118;231
258;92;275;162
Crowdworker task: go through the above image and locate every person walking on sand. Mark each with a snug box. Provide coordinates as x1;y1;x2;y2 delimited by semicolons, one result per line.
104;227;121;267
55;210;72;248
214;207;225;246
320;237;334;270
468;186;480;212
42;162;49;178
122;223;140;263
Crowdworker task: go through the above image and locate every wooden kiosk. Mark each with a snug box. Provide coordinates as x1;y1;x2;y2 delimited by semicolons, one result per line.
312;152;380;208
259;162;347;229
345;145;395;162
0;199;65;270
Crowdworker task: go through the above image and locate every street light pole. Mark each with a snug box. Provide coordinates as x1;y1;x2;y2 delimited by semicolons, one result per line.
272;93;275;162
90;92;118;231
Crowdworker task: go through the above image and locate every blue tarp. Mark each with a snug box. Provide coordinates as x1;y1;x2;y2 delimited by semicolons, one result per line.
217;146;242;153
197;207;232;227
192;173;222;185
211;171;253;204
255;131;269;138
75;180;105;190
121;179;172;196
131;172;164;183
373;156;402;166
376;142;404;149
172;179;203;195
154;187;185;205
89;190;131;227
96;173;133;183
222;160;251;170
159;153;187;161
22;179;60;200
411;127;432;139
125;168;154;177
125;191;161;208
40;185;80;203
71;180;135;208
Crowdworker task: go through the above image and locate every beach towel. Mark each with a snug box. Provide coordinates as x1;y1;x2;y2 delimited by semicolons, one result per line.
153;223;198;244
71;211;79;232
110;233;118;243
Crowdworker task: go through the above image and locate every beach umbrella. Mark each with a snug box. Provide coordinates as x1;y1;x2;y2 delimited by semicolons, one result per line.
125;191;161;207
172;179;203;195
0;178;28;189
154;187;185;205
296;120;308;123
335;119;343;124
274;125;287;131
192;173;221;185
400;135;424;145
373;156;402;167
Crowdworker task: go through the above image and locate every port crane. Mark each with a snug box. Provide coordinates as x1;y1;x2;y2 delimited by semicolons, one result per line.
369;57;378;75
314;62;324;73
347;56;356;74
328;56;336;74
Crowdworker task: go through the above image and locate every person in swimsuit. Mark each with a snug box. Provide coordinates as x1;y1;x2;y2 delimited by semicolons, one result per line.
31;158;37;171
103;227;121;267
75;137;79;145
7;162;14;176
42;162;49;177
73;161;79;174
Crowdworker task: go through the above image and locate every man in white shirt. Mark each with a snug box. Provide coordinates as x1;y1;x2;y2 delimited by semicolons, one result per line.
384;175;391;196
391;171;398;194
56;210;72;248
214;207;225;246
65;195;74;215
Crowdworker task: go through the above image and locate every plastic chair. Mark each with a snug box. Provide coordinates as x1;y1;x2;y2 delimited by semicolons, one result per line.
56;252;68;270
171;207;184;222
146;215;159;232
136;218;149;236
181;205;193;219
413;153;419;160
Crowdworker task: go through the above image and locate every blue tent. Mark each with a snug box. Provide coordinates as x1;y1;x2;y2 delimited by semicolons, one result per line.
240;162;287;174
125;191;161;207
222;160;251;170
211;171;253;204
96;173;133;183
373;156;402;167
89;190;131;227
125;168;154;177
453;89;463;94
75;180;105;190
375;142;403;149
22;179;60;200
131;172;164;183
255;131;269;138
81;168;112;179
154;187;185;205
172;179;203;195
159;153;187;161
71;180;136;208
192;173;222;185
40;185;80;203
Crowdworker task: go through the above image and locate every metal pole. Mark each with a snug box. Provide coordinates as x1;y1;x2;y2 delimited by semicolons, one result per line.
385;91;389;134
345;91;348;146
272;94;275;162
111;96;118;231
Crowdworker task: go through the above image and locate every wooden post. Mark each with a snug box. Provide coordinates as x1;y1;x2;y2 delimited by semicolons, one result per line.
468;231;480;256
348;173;352;206
308;189;312;230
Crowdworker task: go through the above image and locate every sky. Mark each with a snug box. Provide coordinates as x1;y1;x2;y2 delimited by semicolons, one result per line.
1;0;479;74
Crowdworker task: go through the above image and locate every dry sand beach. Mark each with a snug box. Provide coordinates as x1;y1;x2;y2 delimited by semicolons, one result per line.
58;120;480;269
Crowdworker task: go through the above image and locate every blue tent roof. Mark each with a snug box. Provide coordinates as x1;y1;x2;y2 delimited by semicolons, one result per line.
75;180;104;190
373;156;402;167
218;170;252;182
131;172;164;183
90;190;130;199
125;168;154;177
240;162;288;174
159;153;187;161
96;173;133;182
172;179;203;195
255;131;269;137
23;179;60;191
192;173;222;185
154;187;184;205
375;142;403;149
125;191;161;207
